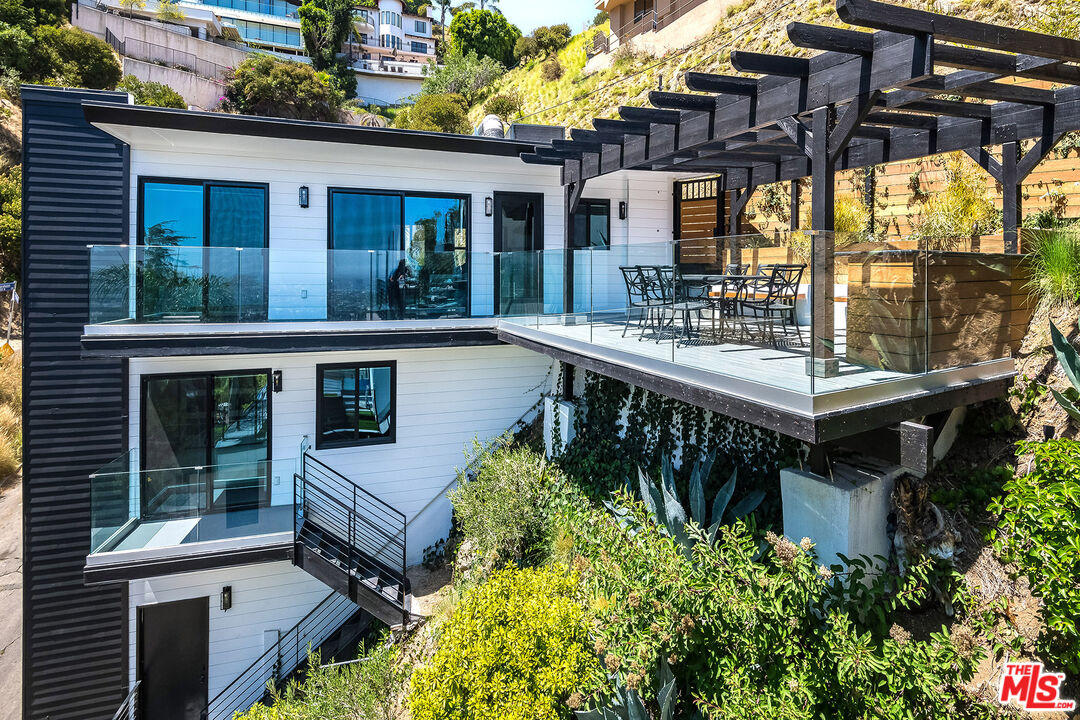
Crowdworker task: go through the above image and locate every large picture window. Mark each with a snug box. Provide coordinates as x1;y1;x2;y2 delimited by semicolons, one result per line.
138;178;269;322
328;189;469;320
570;199;611;250
316;362;396;448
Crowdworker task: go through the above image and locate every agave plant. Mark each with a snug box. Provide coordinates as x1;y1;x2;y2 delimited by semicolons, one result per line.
576;658;687;720
1050;319;1080;420
606;451;765;557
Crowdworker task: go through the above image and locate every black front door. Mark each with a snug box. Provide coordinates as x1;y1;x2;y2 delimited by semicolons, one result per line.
493;192;543;315
139;598;209;720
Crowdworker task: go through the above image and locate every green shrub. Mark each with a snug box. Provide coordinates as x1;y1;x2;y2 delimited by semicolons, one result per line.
408;565;599;720
532;23;571;57
514;34;539;62
1025;227;1080;306
0;165;19;282
235;637;401;720
990;439;1080;674
31;25;122;89
117;75;185;108
483;91;521;121
395;92;469;134
221;55;343;121
560;483;998;718
911;154;1000;248
540;57;563;81
449;439;551;566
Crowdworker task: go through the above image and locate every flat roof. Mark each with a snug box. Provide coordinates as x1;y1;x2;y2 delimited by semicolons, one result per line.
81;101;547;157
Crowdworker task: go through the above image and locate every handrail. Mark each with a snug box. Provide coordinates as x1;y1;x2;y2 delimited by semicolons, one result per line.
201;591;357;720
111;680;140;720
304;454;406;523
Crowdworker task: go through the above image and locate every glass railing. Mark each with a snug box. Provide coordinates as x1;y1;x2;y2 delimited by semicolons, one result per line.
88;246;474;324
87;238;1028;397
90;452;293;555
498;232;1027;396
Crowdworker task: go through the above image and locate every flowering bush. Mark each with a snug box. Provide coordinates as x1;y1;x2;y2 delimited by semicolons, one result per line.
562;483;999;719
408;564;600;720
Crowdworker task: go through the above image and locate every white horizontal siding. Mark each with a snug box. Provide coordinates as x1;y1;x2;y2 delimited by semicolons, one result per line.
123;134;680;321
128;561;332;706
128;344;555;563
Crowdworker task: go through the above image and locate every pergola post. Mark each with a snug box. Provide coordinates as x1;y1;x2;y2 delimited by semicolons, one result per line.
998;125;1020;254
790;180;801;232
809;105;839;378
564;179;586;317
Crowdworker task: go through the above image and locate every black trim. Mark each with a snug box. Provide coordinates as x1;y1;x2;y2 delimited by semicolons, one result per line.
136;177;271;322
83;101;543;156
568;198;612;250
492;191;545;317
81;327;502;357
326;188;472;320
315;360;397;449
139;369;273;517
497;329;1015;444
84;542;293;584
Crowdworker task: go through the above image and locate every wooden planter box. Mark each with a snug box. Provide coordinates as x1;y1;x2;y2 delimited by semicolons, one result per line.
843;250;1034;373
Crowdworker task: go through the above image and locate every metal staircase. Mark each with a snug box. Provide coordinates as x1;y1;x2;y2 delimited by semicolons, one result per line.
293;453;411;627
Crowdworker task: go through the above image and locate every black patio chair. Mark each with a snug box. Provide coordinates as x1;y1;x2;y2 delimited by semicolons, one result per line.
619;266;663;338
652;265;709;344
740;263;806;347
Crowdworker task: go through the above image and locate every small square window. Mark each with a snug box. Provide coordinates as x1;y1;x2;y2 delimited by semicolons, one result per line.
316;362;396;448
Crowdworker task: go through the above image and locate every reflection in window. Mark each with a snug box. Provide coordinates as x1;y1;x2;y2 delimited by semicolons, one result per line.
138;180;268;322
571;199;611;249
317;363;395;448
329;190;468;320
142;372;269;519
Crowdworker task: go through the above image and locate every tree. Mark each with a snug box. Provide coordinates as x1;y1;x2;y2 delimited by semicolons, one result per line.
0;165;19;283
0;0;37;82
298;0;357;97
393;92;468;133
118;75;186;108
449;8;519;66
222;55;344;122
20;0;64;25
419;48;502;105
532;23;570;56
118;0;145;18
156;0;185;22
513;35;537;62
432;0;451;40
592;9;608;26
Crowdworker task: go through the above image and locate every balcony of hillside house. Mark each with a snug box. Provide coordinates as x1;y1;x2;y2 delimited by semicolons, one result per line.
84;233;1026;434
86;451;295;580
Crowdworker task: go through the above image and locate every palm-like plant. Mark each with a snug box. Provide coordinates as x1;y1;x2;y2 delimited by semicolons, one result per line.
433;0;452;39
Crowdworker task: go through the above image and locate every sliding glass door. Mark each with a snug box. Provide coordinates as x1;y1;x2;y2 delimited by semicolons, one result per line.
142;371;270;520
493;192;543;316
138;179;268;322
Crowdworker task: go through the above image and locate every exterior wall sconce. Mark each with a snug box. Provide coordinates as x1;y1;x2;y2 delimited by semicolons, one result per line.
221;585;232;612
272;370;283;392
484;197;493;216
618;201;627;220
299;185;310;208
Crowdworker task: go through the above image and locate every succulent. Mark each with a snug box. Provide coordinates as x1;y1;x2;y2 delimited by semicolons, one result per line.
1050;319;1080;421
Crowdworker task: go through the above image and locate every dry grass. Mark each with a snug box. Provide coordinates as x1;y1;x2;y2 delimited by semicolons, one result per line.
0;354;21;486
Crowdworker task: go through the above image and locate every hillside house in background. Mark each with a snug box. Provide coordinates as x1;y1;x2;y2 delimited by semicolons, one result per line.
20;1;1080;718
72;0;438;108
592;0;744;60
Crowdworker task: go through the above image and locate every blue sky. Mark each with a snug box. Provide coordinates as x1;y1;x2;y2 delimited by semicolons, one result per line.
498;0;598;35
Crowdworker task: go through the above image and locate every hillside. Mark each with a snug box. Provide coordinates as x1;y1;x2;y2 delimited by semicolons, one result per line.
470;0;1048;130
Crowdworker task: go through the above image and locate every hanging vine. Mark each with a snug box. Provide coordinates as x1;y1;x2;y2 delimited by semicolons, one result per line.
554;371;801;523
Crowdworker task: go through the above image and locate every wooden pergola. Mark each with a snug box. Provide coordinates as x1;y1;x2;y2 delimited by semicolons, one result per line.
521;0;1080;375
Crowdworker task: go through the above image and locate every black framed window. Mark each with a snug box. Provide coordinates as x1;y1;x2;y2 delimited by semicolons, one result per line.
316;362;396;448
570;199;611;250
137;177;269;322
633;0;654;23
141;371;271;519
328;188;469;320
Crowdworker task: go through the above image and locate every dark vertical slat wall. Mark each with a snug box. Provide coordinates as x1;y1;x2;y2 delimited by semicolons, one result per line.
21;86;130;720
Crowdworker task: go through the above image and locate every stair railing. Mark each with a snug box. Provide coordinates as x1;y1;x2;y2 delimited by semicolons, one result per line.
294;452;408;611
201;591;357;720
110;680;140;720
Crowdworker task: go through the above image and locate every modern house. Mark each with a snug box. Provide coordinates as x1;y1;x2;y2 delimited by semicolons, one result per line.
592;0;744;57
22;2;1080;718
72;0;437;107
